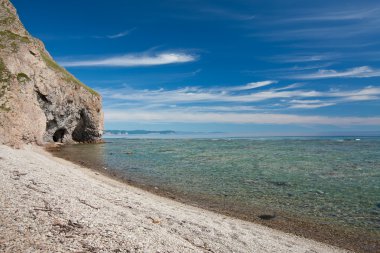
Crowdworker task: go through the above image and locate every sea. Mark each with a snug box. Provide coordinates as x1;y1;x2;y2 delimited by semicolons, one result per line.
50;134;380;250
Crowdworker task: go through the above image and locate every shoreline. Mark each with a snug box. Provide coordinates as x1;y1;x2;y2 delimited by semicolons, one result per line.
46;143;380;253
0;144;351;252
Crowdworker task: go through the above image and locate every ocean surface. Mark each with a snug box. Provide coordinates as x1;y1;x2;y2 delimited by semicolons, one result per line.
52;136;380;235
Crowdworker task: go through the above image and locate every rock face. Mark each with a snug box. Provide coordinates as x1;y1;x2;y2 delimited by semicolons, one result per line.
0;0;103;147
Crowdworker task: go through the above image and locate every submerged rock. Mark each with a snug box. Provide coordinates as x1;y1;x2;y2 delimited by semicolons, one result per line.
244;179;256;185
0;0;103;147
268;181;291;187
258;214;276;220
316;190;325;195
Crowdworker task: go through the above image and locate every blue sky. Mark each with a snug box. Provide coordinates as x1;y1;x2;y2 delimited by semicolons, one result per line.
13;0;380;134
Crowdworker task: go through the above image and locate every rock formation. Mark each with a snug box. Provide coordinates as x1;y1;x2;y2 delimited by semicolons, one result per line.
0;0;103;147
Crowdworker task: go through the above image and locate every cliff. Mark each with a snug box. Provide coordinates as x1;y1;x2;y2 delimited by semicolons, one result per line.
0;0;103;147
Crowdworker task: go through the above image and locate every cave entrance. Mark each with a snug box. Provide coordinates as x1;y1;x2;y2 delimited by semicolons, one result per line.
53;129;66;143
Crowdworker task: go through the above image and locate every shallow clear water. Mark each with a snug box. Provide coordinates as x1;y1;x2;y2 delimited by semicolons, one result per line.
55;137;380;232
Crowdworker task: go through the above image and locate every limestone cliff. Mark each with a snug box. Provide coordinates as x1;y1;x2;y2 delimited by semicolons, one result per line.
0;0;103;147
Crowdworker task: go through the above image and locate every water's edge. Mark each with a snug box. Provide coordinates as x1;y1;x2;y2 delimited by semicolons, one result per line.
46;142;379;253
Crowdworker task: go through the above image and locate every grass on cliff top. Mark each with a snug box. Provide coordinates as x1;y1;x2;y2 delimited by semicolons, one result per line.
1;1;14;16
0;1;29;44
0;30;29;43
0;16;16;26
40;51;100;96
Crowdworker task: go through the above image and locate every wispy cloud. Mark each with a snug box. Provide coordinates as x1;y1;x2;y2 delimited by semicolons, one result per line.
260;23;380;41
225;80;276;91
171;3;255;22
293;66;380;79
99;79;380;126
105;28;136;39
100;81;320;104
41;28;137;41
200;8;255;21
243;63;336;80
250;4;380;54
104;109;380;126
289;100;336;109
281;7;380;22
268;54;336;63
100;80;380;109
290;63;335;71
60;51;197;67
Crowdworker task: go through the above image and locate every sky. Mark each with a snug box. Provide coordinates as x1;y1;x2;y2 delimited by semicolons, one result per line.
12;0;380;134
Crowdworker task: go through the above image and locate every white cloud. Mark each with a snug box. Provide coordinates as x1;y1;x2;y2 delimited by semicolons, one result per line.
289;100;336;109
171;105;261;112
269;54;336;63
106;28;136;39
290;63;335;71
101;84;319;103
100;84;380;105
293;66;380;79
100;82;380;124
282;7;380;22
272;83;303;91
226;80;277;91
252;4;380;51
104;109;380;126
344;95;379;101
60;52;197;67
285;86;380;108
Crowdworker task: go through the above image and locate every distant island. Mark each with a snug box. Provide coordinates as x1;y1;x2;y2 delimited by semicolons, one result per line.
104;130;176;135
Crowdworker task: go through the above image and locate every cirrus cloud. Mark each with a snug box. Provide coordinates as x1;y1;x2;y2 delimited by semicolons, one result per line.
292;66;380;79
59;52;197;67
105;109;380;126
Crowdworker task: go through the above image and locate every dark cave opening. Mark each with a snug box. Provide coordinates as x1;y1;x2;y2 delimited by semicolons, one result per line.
53;128;66;143
72;109;90;142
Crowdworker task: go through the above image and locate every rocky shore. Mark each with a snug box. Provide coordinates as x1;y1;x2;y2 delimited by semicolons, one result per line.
0;144;349;252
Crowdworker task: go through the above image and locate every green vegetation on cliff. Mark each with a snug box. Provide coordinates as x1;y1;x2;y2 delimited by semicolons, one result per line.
17;72;30;83
0;30;29;44
0;58;10;82
40;51;99;96
0;16;16;26
0;58;10;111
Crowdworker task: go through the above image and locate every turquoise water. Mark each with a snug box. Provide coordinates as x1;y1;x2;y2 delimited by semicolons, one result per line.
54;137;380;233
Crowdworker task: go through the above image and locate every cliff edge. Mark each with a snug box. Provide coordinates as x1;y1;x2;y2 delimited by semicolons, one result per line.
0;0;103;147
